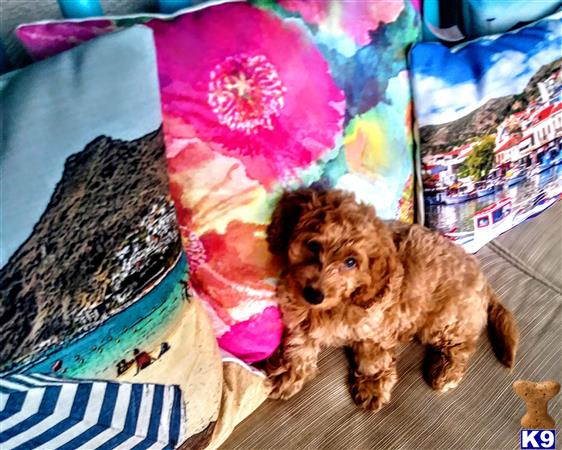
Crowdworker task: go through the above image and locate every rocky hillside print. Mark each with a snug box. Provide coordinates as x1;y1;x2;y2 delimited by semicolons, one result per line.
420;57;561;154
0;128;183;370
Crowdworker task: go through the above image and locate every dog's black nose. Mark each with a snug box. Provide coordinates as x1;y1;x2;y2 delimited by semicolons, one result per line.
303;286;324;305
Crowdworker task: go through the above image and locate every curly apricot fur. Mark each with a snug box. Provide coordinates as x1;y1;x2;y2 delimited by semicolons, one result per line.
266;189;519;410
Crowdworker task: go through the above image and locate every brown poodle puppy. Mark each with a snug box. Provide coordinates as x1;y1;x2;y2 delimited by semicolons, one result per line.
265;188;518;410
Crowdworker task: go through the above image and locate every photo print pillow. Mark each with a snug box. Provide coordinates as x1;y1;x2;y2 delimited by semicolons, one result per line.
411;11;562;253
0;27;224;443
0;26;193;380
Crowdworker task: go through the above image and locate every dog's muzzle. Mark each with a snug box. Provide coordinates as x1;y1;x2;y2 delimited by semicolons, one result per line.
303;286;324;305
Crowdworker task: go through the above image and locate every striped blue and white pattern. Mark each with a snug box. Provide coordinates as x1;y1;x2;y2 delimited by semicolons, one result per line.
0;373;184;450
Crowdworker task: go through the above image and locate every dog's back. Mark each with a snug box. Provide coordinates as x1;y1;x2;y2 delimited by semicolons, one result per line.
387;221;518;369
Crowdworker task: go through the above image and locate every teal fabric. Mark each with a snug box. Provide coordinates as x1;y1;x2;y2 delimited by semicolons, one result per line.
57;0;104;18
423;0;561;43
461;0;561;39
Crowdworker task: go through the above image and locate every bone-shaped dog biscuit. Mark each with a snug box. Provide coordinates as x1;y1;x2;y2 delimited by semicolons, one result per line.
513;380;560;429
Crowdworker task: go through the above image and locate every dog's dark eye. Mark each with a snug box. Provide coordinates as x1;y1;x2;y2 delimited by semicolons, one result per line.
344;257;357;268
307;241;321;254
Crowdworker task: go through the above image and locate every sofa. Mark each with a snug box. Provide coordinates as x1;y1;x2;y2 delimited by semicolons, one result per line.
1;3;560;450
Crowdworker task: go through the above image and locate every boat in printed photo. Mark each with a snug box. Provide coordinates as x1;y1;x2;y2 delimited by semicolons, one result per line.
505;167;528;187
442;182;477;205
424;187;447;205
512;184;562;225
531;151;562;176
443;192;476;205
474;181;497;198
444;197;514;252
425;178;502;205
445;182;560;253
472;197;514;239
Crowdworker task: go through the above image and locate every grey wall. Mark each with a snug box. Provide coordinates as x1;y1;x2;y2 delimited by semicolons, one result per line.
0;0;158;68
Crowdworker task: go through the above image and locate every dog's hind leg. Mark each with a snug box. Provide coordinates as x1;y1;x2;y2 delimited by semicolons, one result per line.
350;340;397;411
420;289;487;392
420;315;481;392
422;339;477;392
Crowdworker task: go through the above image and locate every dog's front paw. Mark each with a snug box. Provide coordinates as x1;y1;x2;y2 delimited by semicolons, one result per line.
351;371;397;411
267;370;305;400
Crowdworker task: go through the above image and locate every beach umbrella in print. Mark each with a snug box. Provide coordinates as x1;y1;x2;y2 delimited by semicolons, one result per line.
0;373;184;450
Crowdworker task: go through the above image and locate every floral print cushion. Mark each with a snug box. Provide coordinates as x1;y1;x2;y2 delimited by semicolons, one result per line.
17;0;421;363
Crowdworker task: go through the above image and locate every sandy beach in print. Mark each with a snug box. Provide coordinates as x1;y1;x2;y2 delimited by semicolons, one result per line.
18;254;189;379
119;296;223;437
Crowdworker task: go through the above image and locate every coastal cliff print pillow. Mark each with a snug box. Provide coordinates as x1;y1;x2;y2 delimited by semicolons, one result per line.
411;11;562;253
17;0;421;362
0;27;223;443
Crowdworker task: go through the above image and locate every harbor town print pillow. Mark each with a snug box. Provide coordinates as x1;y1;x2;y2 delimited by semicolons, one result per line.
0;27;223;444
411;11;562;253
17;0;421;362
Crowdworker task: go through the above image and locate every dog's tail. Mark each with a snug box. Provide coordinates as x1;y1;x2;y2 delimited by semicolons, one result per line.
487;284;518;368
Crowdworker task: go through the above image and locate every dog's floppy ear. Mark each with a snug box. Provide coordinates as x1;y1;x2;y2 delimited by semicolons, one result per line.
266;189;316;258
351;224;403;309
